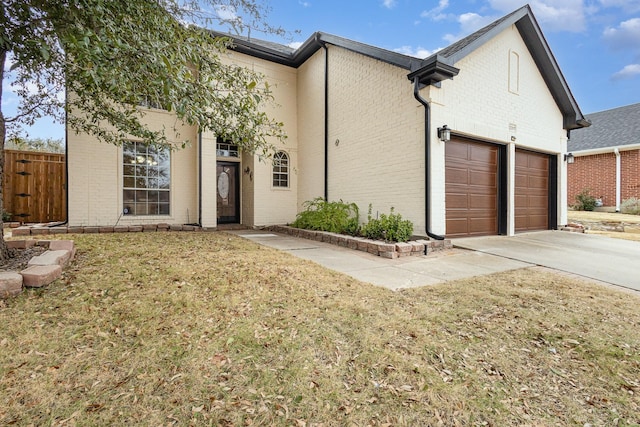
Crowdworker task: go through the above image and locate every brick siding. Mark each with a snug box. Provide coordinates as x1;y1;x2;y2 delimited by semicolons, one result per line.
567;149;640;207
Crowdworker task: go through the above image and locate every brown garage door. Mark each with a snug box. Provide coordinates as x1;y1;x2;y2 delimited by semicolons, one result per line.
515;149;549;232
445;138;499;237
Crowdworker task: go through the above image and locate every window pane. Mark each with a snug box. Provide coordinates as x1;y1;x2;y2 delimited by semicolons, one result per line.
136;177;148;188
123;141;170;215
272;151;289;188
134;203;148;215
123;189;135;203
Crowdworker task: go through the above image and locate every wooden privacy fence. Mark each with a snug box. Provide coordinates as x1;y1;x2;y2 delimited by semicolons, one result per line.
3;150;66;223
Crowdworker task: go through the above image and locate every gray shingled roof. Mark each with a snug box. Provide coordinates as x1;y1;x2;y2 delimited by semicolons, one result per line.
435;7;523;62
568;103;640;152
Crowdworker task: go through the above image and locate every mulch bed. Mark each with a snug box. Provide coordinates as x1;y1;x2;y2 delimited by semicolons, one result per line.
0;247;46;272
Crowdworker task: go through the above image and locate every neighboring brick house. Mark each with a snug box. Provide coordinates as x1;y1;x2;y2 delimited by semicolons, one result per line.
67;5;588;237
567;103;640;211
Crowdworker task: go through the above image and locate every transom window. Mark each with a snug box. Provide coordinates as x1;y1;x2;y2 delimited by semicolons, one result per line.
272;151;289;188
216;137;239;157
123;141;170;215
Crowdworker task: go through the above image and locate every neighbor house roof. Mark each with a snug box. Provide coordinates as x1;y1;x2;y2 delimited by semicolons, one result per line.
568;103;640;152
214;4;588;130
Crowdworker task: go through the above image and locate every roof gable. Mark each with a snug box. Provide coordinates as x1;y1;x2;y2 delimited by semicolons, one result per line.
214;4;587;130
411;5;587;130
568;103;640;152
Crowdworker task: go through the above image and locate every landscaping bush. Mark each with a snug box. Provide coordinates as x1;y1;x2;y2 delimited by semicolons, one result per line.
621;197;640;215
361;205;413;243
574;189;597;211
291;198;360;235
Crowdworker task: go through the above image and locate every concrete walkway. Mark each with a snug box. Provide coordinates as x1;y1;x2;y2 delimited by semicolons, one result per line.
454;230;640;292
230;229;640;293
229;230;531;290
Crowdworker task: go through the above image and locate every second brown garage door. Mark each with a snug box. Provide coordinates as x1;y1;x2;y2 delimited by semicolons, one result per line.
515;149;549;232
445;138;499;237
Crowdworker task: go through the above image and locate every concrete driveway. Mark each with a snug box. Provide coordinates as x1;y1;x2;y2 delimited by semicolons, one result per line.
454;230;640;292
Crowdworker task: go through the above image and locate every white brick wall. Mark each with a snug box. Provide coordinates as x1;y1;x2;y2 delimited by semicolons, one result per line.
323;46;427;234
296;50;326;210
428;24;568;234
68;108;198;226
68;25;570;233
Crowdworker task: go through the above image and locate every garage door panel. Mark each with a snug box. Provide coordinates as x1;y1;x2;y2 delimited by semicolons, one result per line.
515;173;528;187
446;218;470;236
470;146;497;164
515;149;549;232
446;141;469;159
446;168;470;184
447;194;470;209
469;194;496;209
469;171;496;186
528;176;548;188
527;155;548;170
469;218;497;233
446;139;499;237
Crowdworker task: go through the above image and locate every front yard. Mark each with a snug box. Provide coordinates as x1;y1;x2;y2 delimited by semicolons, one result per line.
1;232;639;426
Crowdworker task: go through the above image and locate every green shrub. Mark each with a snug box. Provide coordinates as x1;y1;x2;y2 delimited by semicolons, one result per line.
574;189;597;211
2;210;11;222
361;205;413;243
621;197;640;215
291;198;360;235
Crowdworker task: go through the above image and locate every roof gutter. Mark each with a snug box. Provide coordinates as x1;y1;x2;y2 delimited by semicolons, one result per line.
413;77;445;241
569;143;640;157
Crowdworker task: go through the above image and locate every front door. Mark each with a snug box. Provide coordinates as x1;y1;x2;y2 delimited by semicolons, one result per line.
216;162;240;224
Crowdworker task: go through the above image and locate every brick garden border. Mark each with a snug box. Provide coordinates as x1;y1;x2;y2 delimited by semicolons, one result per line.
267;225;452;259
10;223;203;236
0;239;76;300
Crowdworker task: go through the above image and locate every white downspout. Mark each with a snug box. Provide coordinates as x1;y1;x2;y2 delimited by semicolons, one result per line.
614;148;621;212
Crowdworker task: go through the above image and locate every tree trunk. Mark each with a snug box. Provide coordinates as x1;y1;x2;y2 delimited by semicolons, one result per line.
0;48;12;261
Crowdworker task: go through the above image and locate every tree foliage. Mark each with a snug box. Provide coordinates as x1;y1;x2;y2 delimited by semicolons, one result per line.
1;0;287;153
0;0;288;259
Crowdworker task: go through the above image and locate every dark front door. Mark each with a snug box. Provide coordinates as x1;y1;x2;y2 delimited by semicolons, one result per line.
217;162;240;224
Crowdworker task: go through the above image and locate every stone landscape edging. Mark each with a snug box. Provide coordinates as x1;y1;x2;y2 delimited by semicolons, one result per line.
0;239;75;300
266;225;453;258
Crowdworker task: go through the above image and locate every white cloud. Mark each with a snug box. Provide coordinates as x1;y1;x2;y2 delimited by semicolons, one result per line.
298;1;311;7
382;0;397;9
612;63;640;79
603;18;640;50
394;45;441;58
443;12;498;43
214;5;238;21
489;0;587;32
288;41;303;49
421;0;450;21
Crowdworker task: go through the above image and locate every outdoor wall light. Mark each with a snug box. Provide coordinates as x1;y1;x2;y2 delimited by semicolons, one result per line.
564;153;575;164
244;166;251;175
438;125;451;142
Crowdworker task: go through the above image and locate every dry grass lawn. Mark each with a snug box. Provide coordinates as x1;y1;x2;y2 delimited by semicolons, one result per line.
568;210;640;224
1;232;639;426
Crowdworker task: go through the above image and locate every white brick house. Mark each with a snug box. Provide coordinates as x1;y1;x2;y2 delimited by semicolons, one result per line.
67;5;589;237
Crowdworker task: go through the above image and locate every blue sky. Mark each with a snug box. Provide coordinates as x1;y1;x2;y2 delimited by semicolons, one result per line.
3;0;639;141
260;0;640;113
